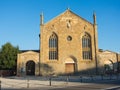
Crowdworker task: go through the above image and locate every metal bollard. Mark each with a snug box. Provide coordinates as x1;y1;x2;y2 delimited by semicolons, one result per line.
49;76;52;86
80;76;82;82
116;74;119;80
109;74;112;80
91;75;93;81
27;79;29;88
66;76;69;84
101;74;103;80
0;80;1;90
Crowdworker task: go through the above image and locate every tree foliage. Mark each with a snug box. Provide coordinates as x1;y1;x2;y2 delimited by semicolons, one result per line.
0;42;20;70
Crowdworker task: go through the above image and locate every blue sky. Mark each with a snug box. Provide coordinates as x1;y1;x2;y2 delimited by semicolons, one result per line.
0;0;120;52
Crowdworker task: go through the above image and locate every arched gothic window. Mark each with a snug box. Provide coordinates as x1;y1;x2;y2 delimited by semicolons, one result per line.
82;33;92;60
49;33;58;60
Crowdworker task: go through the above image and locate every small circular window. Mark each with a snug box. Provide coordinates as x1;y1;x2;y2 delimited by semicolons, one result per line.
67;36;72;41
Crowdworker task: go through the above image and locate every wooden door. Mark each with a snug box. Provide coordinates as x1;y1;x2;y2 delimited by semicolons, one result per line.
65;63;75;73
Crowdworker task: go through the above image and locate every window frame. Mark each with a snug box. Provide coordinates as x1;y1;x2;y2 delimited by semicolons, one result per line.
82;33;92;60
49;33;58;60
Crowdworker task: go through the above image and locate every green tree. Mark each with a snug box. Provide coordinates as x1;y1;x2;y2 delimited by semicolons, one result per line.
0;42;20;70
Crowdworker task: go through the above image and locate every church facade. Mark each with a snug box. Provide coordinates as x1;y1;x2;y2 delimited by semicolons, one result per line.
17;9;120;76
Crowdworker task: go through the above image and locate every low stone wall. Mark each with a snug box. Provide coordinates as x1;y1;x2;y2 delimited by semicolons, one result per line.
0;70;16;76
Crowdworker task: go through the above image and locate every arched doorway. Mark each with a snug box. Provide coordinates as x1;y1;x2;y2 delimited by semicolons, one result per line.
65;58;75;74
104;60;114;74
26;60;35;75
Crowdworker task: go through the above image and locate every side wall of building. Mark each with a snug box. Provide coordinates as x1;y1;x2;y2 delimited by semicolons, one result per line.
17;51;39;76
98;50;118;74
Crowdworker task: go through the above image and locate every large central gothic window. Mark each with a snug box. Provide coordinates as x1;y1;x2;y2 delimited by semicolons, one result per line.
49;33;58;60
82;33;92;60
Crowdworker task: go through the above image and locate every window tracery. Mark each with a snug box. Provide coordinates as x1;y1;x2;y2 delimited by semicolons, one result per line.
49;33;58;60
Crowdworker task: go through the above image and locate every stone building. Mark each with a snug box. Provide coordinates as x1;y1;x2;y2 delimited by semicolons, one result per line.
98;50;120;74
17;50;39;76
17;9;119;76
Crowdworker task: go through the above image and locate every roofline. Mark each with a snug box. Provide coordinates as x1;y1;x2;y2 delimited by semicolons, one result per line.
69;9;93;25
44;9;67;25
104;50;117;54
20;50;40;53
99;49;118;54
44;9;93;26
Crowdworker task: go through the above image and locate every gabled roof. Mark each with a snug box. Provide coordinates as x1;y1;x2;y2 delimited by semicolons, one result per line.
18;50;39;55
99;49;117;54
20;50;39;53
104;50;117;54
44;9;93;25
